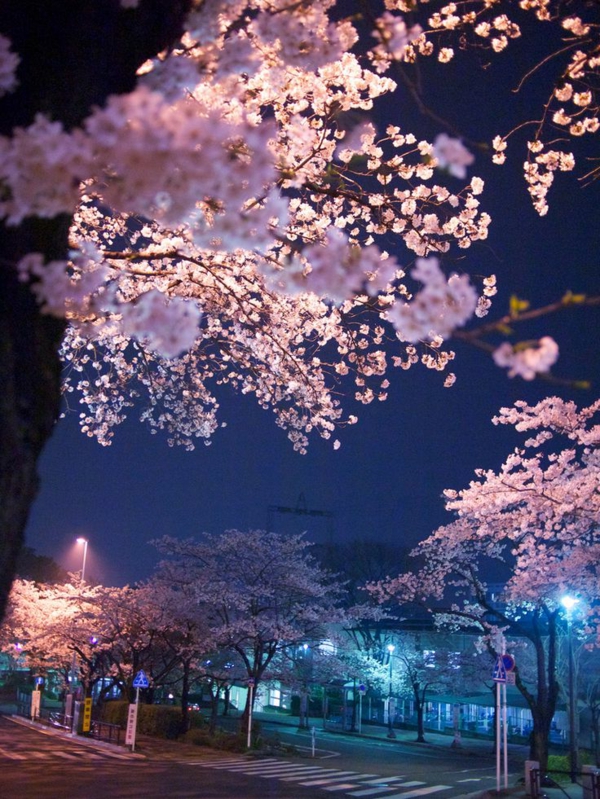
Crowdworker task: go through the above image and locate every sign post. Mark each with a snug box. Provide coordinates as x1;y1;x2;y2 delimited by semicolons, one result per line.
82;697;93;733
31;688;41;720
357;684;366;734
492;652;516;792
127;669;149;752
247;679;255;749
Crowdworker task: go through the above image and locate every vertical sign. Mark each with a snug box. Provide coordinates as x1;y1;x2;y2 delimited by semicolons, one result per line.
125;702;138;747
31;690;41;720
128;669;150;751
82;697;93;733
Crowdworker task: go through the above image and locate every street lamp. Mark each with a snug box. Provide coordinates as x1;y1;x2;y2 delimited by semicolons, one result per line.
67;538;89;730
560;595;579;783
387;643;396;739
76;537;88;584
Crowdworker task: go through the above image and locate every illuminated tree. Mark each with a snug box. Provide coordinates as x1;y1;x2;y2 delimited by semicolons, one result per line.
373;397;600;772
153;529;349;725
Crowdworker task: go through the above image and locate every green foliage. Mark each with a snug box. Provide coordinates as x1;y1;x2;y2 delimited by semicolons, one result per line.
100;700;187;739
183;727;247;752
100;700;128;727
0;671;31;692
547;752;594;784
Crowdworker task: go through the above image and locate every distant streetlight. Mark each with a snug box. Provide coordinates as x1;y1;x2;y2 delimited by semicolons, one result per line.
68;537;89;731
76;537;88;584
560;595;579;783
387;643;396;739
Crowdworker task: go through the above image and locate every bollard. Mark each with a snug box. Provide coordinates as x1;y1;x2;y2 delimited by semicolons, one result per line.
582;765;600;799
525;761;541;798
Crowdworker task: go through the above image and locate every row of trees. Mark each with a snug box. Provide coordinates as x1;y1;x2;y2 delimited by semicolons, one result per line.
1;528;499;737
1;530;385;733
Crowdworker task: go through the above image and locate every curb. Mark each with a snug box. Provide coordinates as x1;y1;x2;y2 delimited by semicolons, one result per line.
6;714;145;759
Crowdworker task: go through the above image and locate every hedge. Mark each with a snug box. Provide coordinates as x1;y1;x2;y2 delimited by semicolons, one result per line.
101;701;203;739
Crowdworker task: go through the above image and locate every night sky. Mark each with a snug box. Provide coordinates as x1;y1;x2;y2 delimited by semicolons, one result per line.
23;19;600;587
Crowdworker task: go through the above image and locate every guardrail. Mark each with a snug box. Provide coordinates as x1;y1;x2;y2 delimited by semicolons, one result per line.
526;761;600;799
90;720;122;746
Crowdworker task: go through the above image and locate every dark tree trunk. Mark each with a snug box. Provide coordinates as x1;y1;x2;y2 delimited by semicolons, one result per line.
179;660;191;734
209;687;219;734
0;0;191;623
518;609;560;776
415;690;426;742
0;228;67;623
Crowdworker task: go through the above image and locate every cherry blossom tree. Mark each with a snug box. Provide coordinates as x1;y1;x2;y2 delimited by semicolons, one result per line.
0;578;109;694
372;397;600;772
1;0;599;627
153;529;350;726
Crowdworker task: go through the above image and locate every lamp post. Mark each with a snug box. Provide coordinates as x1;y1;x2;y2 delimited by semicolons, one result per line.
387;643;396;739
561;595;579;783
67;538;89;730
76;537;88;584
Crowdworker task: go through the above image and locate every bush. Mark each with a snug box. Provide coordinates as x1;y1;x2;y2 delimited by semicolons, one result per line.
100;700;185;739
100;700;129;728
183;727;247;752
547;751;594;784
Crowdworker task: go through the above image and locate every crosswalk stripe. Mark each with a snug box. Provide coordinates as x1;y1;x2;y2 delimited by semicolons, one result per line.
222;763;299;772
0;746;26;760
387;782;425;789
280;769;340;781
358;777;407;786
237;765;327;776
383;786;452;799
324;784;365;792
350;787;407;797
299;773;360;786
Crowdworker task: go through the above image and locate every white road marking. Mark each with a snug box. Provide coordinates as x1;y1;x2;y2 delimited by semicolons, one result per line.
383;786;452;799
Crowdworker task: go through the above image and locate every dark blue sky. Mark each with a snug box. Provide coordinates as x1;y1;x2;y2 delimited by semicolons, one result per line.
24;22;600;586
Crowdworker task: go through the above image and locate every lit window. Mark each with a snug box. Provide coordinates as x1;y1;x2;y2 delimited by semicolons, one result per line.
424;650;436;668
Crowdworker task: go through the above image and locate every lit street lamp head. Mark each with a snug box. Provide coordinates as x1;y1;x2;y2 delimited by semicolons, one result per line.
561;595;579;614
76;537;89;584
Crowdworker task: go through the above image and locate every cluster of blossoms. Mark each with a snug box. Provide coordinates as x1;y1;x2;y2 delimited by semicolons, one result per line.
376;398;600;644
386;257;478;342
433;134;475;179
368;0;599;213
492;336;559;379
6;0;592;452
0;0;503;451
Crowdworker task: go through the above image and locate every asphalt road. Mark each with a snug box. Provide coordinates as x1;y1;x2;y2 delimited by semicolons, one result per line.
0;714;520;799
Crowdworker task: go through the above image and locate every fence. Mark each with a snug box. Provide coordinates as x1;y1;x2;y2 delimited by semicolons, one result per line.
16;700;123;746
526;761;600;799
90;720;122;745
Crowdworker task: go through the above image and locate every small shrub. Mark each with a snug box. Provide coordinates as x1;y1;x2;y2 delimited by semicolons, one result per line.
100;700;184;739
183;728;211;746
547;751;594;784
100;700;129;728
183;727;247;752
